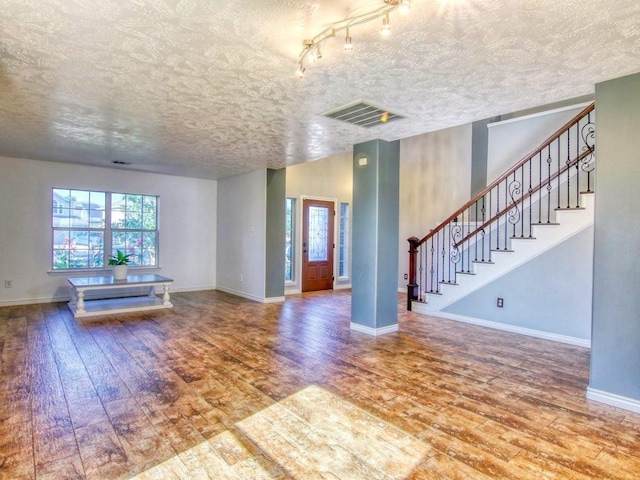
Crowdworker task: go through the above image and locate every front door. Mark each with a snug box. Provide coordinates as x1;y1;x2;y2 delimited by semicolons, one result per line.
302;199;334;292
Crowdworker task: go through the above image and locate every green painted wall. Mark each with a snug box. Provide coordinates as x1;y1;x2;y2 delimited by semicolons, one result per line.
590;72;640;400
265;168;286;299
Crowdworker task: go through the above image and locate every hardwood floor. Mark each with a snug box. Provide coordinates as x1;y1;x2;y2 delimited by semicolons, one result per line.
1;289;639;479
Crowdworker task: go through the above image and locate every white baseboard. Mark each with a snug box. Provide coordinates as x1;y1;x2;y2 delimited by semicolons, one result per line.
350;322;398;336
285;288;301;295
215;286;285;304
586;387;640;414
0;296;64;307
0;285;218;308
263;296;285;304
335;284;352;290
413;305;590;348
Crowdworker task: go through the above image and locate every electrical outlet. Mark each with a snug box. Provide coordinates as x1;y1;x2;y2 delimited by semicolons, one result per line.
403;273;408;280
497;297;504;308
5;280;13;288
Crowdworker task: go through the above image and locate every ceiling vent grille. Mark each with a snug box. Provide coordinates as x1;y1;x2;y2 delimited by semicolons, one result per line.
321;101;405;128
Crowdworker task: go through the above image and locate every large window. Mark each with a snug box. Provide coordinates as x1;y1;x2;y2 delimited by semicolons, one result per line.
339;202;349;279
285;198;295;282
52;188;158;270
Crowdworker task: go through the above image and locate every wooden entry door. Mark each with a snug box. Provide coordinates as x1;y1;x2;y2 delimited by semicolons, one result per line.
302;199;335;292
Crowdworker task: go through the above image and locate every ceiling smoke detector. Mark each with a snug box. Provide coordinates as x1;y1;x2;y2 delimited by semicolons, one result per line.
322;101;406;128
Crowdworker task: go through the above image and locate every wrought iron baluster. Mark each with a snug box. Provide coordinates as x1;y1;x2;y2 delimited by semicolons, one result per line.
566;130;571;208
496;181;500;250
528;158;532;237
504;178;508;248
557;139;561;209
481;196;486;261
521;165;524;237
475;201;479;262
547;145;552;223
538;151;542;224
429;237;435;293
488;192;492;261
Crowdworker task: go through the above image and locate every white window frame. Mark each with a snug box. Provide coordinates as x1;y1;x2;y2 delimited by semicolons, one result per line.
51;188;159;272
285;197;296;283
338;202;350;280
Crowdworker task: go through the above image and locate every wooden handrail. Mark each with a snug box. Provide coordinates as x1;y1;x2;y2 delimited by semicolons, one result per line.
416;102;595;247
453;147;593;248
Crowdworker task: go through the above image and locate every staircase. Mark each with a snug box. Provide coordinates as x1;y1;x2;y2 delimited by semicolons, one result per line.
407;103;596;315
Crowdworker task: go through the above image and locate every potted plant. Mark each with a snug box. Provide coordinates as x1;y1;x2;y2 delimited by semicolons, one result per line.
108;250;131;280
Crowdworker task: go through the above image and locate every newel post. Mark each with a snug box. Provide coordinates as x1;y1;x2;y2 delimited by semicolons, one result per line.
407;236;420;311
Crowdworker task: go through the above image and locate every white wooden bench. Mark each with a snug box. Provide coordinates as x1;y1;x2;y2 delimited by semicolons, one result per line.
68;274;173;318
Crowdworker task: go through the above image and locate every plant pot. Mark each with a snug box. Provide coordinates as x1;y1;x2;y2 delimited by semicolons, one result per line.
113;264;128;281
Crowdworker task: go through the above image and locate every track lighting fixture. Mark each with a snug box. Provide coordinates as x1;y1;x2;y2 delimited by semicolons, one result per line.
295;0;412;78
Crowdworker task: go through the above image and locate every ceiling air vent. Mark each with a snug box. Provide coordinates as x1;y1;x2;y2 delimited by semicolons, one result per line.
321;101;405;128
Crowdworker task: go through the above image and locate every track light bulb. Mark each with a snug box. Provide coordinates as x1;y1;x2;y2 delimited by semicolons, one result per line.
381;14;391;36
399;0;411;13
344;29;353;50
295;64;305;78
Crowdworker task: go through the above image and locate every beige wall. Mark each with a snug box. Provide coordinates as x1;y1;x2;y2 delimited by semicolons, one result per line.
399;124;473;289
286;152;353;291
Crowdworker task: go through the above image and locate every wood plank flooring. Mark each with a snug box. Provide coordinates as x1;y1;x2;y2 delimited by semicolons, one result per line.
1;289;639;479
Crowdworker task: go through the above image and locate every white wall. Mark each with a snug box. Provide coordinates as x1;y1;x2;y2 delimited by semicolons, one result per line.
487;103;591;184
216;169;267;301
399;124;473;289
286;151;353;291
0;156;217;306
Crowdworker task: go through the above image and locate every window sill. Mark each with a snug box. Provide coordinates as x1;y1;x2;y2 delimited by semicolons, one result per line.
48;266;161;277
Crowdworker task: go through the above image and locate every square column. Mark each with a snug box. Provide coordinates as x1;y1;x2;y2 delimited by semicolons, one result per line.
351;139;400;335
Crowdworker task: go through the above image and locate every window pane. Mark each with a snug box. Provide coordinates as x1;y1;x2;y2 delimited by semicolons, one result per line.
111;193;126;228
308;206;328;262
143;196;157;230
142;232;156;266
339;203;349;278
125;231;143;266
285;198;294;281
52;230;71;270
89;191;106;229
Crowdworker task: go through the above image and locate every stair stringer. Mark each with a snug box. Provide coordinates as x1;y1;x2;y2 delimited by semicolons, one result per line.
413;193;594;314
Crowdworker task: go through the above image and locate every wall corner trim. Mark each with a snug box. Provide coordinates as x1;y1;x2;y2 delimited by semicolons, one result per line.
586;387;640;414
350;323;398;336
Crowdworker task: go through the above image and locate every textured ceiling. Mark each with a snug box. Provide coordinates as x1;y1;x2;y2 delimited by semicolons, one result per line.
1;0;639;179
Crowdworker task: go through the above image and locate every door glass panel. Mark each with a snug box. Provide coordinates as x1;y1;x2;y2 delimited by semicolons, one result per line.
308;206;328;262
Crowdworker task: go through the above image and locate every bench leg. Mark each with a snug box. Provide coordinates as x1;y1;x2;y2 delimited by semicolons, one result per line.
77;290;86;314
162;284;171;306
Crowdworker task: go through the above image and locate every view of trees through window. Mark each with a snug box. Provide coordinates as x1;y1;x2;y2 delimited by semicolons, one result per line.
52;188;158;270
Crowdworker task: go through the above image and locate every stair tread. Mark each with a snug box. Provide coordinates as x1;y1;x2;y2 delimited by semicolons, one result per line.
491;249;514;253
440;281;458;286
457;271;476;275
472;260;495;264
511;236;537;240
555;207;585;211
531;222;560;226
